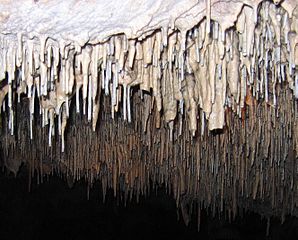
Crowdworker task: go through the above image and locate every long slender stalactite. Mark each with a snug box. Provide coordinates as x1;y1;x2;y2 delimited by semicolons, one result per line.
0;0;297;230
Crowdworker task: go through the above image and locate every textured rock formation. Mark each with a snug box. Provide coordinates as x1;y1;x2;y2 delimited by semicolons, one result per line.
0;0;297;229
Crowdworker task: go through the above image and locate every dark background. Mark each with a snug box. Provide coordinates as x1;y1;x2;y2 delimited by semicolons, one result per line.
0;167;297;240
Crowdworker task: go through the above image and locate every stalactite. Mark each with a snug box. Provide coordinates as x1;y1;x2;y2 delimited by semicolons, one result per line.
0;0;297;231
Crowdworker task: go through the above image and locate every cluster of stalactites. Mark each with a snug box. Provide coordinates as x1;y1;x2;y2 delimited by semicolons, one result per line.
0;1;297;151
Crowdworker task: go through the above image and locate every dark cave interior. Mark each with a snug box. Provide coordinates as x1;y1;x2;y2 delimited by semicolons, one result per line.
0;167;297;240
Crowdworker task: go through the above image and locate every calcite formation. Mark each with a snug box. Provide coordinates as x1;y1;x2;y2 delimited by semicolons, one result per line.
0;0;297;228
